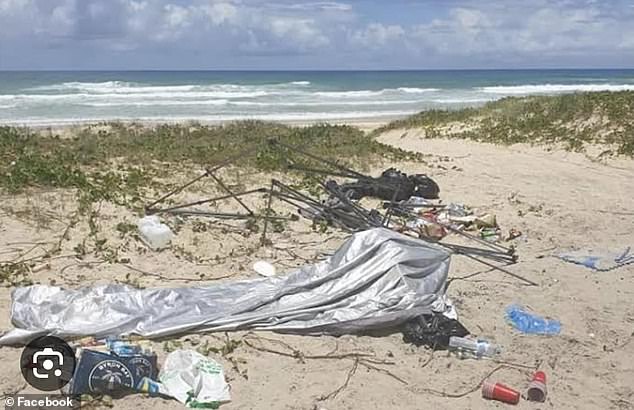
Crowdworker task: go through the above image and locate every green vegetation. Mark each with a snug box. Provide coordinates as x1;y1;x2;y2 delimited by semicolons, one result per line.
373;91;634;156
0;121;418;208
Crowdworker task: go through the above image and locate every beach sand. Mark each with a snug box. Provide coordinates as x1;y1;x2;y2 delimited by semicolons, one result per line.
0;123;633;409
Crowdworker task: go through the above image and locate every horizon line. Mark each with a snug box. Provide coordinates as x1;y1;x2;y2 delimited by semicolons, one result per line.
2;68;634;73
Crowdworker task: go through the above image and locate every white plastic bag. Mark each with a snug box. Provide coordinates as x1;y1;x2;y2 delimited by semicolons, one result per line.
159;350;231;408
137;215;174;250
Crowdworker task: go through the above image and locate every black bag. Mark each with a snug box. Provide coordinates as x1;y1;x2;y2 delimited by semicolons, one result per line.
401;314;469;349
340;168;440;201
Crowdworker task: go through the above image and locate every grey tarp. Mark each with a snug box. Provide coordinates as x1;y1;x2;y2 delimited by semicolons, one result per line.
0;228;451;346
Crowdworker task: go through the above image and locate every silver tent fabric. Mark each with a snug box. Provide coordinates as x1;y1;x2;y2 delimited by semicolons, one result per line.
0;228;451;346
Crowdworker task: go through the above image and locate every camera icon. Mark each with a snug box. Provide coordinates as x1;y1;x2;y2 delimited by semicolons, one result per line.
32;347;64;379
21;336;76;391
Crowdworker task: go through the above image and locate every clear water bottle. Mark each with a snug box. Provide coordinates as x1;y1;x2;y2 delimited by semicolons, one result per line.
448;336;500;359
505;304;561;335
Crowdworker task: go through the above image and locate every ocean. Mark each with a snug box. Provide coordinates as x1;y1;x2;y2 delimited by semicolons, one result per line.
1;70;634;126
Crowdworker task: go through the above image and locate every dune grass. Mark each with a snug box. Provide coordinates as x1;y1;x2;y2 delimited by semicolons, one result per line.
0;121;419;211
372;91;634;156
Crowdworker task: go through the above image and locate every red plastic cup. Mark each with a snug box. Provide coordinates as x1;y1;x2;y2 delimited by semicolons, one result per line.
527;371;547;402
482;380;520;405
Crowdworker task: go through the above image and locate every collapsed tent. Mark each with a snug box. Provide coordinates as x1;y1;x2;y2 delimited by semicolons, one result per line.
0;228;452;346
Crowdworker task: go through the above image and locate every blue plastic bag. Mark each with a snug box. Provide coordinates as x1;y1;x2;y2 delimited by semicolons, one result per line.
505;304;561;335
556;247;634;271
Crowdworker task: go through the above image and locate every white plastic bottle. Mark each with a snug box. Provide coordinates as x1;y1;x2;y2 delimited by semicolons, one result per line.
137;215;174;250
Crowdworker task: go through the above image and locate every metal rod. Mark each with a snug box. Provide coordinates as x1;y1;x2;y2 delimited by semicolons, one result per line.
323;182;384;228
145;145;260;210
271;180;323;207
149;188;267;214
168;209;294;221
269;185;373;231
438;242;516;258
208;172;254;216
145;171;208;211
206;145;260;174
320;181;375;226
382;182;401;226
271;191;371;230
383;202;446;209
260;180;275;246
285;164;361;180
270;140;366;179
456;252;538;286
397;225;526;281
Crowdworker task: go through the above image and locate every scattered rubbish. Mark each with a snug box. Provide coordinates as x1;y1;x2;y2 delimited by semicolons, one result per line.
159;350;231;408
506;228;522;241
480;228;501;243
138;215;174;250
482;380;520;405
401;313;469;349
475;214;497;229
253;260;276;277
448;336;500;359
143;139;521;287
137;376;169;396
404;196;433;208
505;304;561;335
406;216;447;240
527;371;547;402
556;247;634;271
445;203;469;217
0;229;453;345
66;338;158;397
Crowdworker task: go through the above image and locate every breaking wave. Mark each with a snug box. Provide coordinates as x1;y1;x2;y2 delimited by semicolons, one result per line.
4;75;634;125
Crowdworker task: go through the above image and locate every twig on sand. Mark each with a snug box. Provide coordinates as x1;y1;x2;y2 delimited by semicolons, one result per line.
60;260;106;275
274;247;321;263
243;334;377;362
408;364;532;398
244;334;409;401
318;358;360;401
121;264;237;282
10;243;45;262
53;212;79;254
419;346;436;369
358;360;408;385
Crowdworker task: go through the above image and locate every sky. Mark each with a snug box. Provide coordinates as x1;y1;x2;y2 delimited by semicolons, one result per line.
0;0;633;70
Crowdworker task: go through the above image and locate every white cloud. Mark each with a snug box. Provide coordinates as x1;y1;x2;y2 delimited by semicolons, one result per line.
350;23;404;48
163;4;191;28
267;17;329;48
1;0;633;68
202;2;238;25
276;2;352;12
48;0;75;35
407;1;634;62
0;0;31;14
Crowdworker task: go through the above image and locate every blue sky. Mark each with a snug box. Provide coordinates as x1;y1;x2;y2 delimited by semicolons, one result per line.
1;0;633;70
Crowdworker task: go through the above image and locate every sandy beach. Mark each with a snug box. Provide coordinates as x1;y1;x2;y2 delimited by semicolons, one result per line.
3;0;634;405
1;117;632;410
